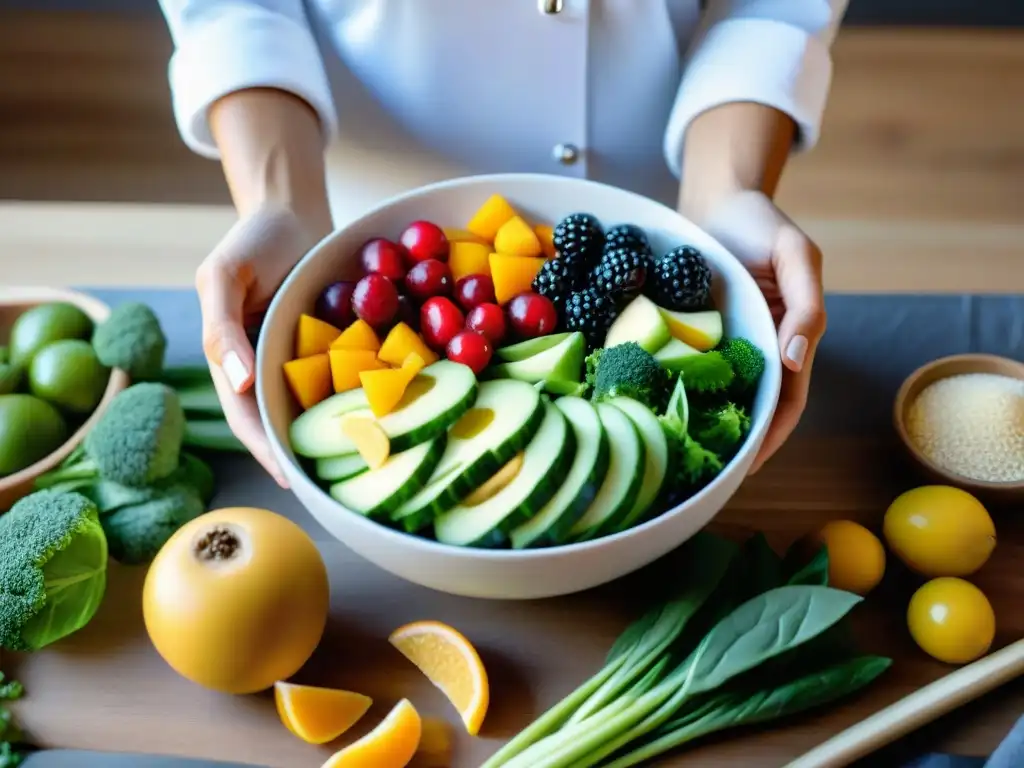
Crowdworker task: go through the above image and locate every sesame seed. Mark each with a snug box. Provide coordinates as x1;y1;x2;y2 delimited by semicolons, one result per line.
906;372;1024;483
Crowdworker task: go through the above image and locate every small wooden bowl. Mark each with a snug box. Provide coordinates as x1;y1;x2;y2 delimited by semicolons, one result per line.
0;287;130;510
893;353;1024;504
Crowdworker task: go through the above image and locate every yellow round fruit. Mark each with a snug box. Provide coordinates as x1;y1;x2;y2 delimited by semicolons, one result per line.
883;486;996;577
907;577;995;664
816;520;887;595
143;507;330;694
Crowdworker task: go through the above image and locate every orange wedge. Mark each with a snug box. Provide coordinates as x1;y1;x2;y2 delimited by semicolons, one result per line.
275;681;373;745
320;698;422;768
389;620;489;736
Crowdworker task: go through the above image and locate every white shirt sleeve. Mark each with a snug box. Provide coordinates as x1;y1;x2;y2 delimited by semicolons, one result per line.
158;0;339;159
663;0;849;177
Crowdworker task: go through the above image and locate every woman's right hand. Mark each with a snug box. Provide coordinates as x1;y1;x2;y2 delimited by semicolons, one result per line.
195;205;324;487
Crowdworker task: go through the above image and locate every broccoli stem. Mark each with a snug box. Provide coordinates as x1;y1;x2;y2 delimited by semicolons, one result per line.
183;420;246;453
33;458;99;489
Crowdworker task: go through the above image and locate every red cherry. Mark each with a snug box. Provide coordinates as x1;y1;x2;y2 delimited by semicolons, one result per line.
446;331;493;375
507;292;558;338
351;273;399;329
399;221;449;264
404;259;453;301
454;274;496;311
315;281;357;329
465;303;506;344
420;296;465;351
357;238;407;281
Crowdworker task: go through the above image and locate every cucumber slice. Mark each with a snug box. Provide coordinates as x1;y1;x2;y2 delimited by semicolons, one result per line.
289;360;477;458
511;397;609;549
329;436;445;520
569;402;646;541
608;397;669;531
315;453;368;482
435;401;573;548
391;379;544;532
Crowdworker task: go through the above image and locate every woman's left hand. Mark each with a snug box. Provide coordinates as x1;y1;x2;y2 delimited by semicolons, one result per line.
698;190;827;473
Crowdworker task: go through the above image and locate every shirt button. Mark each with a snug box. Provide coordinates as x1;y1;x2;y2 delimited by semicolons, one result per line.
539;0;563;13
553;143;579;165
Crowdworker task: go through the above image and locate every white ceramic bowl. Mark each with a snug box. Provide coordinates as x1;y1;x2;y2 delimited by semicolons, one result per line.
257;174;782;600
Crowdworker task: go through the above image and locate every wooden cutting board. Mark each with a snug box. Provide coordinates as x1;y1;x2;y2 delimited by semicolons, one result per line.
6;435;1024;768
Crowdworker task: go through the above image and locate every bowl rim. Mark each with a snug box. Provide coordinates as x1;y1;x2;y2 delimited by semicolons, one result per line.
0;286;131;501
257;172;783;560
893;352;1024;491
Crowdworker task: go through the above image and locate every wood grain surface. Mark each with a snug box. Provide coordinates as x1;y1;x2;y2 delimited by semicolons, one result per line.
6;438;1024;767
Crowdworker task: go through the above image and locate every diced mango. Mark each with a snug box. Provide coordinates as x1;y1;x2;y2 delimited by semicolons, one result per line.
330;319;381;352
443;227;491;247
329;348;388;393
283;353;333;410
535;224;556;258
340;416;391;469
494;216;543;258
448;241;493;282
466;194;518;241
378;323;440;367
489;253;546;305
296;313;342;358
359;365;420;418
401;352;427;376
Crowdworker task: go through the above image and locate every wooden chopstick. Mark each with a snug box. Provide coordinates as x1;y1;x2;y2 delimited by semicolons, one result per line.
786;638;1024;768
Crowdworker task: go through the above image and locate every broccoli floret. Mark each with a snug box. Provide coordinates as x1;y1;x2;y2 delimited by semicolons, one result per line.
589;342;673;412
37;383;185;490
718;337;766;393
583;348;603;395
91;302;167;381
676;351;735;395
689;401;751;458
101;485;205;565
0;490;108;652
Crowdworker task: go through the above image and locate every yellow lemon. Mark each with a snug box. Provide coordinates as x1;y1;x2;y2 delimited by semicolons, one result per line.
815;520;887;595
907;577;996;664
883;486;996;577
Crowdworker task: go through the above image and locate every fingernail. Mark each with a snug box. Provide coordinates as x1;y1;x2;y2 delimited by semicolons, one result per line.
222;350;250;393
786;335;808;370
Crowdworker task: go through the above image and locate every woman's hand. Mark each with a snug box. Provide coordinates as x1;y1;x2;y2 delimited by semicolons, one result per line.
699;190;827;472
195;206;324;487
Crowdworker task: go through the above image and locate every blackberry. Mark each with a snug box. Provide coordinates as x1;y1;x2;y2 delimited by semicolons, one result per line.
562;288;619;351
553;213;603;269
532;257;584;307
604;224;652;257
590;246;647;302
646;246;712;311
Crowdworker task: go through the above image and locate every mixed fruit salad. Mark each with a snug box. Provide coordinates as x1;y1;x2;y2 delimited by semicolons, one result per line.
281;194;767;549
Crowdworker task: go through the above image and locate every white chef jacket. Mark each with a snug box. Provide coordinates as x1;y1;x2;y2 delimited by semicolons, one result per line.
158;0;848;225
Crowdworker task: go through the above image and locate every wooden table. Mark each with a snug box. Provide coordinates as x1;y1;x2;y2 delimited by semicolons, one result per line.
6;435;1024;768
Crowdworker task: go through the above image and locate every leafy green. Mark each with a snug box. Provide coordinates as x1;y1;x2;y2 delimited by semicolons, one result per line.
183;419;247;453
786;544;831;587
0;490;108;652
657;385;723;495
587;343;673;412
485;532;889;768
0;672;28;768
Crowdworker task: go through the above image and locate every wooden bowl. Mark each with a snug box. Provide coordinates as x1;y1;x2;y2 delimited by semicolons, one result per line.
0;287;130;511
893;353;1024;504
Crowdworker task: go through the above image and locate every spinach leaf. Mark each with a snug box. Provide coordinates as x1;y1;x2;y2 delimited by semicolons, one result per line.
605;656;893;768
786;544;830;587
684;585;863;696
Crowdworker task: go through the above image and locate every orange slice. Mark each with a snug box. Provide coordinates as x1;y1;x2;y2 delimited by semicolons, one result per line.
320;698;422;768
275;681;373;745
389;620;489;736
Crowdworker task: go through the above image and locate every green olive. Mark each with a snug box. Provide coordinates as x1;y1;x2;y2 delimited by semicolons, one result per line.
29;339;110;415
8;302;93;367
0;394;68;476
